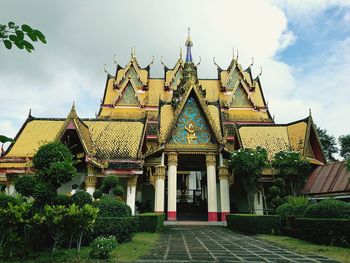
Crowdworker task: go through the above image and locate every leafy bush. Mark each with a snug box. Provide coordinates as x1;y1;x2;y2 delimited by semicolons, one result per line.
267;178;287;210
89;236;117;259
276;196;310;225
91;217;135;243
135;213;165;233
112;185;124;197
94;196;131;217
0;192;21;208
226;214;281;235
296;218;350;247
33;142;77;189
93;189;102;199
52;194;72;207
304;199;350;219
71;191;93;207
14;176;37;197
101;176;119;194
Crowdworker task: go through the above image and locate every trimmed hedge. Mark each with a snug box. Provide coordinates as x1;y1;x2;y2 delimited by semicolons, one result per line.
91;216;136;243
93;196;131;217
135;213;165;233
296;218;350;247
304;199;350;219
226;214;281;235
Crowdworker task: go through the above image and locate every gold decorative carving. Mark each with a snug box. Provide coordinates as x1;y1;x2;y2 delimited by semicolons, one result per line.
147;167;155;187
86;175;97;188
185;123;197;144
168;152;178;166
218;166;230;180
127;175;138;187
154;165;166;179
206;153;216;166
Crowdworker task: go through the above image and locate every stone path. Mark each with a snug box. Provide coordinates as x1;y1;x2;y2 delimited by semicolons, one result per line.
139;226;340;263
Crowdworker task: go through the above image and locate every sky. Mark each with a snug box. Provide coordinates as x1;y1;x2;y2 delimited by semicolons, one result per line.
1;0;350;152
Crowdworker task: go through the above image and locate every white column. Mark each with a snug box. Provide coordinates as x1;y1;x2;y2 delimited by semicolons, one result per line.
206;153;218;222
127;175;138;215
219;166;231;221
86;175;96;196
167;152;178;221
254;191;264;215
154;165;166;213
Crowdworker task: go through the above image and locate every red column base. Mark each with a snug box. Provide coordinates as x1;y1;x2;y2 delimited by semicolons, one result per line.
167;211;177;221
221;212;230;221
208;212;218;221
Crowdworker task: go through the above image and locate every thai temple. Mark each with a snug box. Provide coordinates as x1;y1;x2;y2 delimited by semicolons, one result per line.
0;31;327;221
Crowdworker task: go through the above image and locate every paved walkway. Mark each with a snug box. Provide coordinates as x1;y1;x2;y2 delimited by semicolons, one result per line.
139;226;340;263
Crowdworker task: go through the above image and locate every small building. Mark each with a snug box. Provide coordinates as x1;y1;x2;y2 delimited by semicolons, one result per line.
0;32;326;221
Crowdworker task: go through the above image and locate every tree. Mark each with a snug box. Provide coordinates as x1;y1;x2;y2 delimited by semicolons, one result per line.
230;147;268;213
0;135;13;156
316;127;338;162
0;22;46;52
15;142;77;206
272;151;311;196
339;134;350;159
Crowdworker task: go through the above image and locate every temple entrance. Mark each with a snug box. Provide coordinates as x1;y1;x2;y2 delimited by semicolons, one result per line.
175;154;207;221
176;171;207;220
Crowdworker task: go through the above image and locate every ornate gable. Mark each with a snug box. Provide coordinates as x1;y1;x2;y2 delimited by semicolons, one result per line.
164;56;184;91
229;85;253;107
115;82;140;106
169;96;213;145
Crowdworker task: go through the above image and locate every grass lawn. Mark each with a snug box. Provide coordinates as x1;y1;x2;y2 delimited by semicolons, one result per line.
7;232;160;263
259;235;350;263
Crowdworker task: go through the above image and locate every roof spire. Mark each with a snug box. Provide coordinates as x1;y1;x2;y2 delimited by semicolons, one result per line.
185;27;193;63
180;46;183;61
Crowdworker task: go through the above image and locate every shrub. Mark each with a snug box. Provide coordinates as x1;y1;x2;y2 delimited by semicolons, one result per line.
94;196;131;217
89;236;117;259
91;217;135;243
0;192;21;208
93;189;102;199
101;176;119;193
304;199;350;219
276;196;310;225
71;191;93;207
135;213;165;232
14;176;37;197
112;185;124;197
226;214;281;235
52;194;72;207
296;218;350;247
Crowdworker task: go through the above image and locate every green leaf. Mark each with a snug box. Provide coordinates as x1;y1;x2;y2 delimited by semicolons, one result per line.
14;40;24;49
25;46;32;53
0;135;13;143
23;40;34;51
3;39;12;49
21;24;32;33
34;30;46;44
27;31;38;42
8;22;15;28
16;30;24;40
9;34;17;42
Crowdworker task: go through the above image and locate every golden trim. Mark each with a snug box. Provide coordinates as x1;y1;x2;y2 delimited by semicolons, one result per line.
206;153;216;166
167;152;178;166
86;175;97;188
127;175;138;187
154;165;166;179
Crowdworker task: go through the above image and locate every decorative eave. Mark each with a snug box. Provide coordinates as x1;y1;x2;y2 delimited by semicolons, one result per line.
164;58;184;90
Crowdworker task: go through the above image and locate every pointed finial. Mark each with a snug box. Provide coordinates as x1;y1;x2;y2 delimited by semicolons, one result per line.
249;57;254;67
28;108;32;118
232;47;235;59
113;54;118;65
236;49;239;61
147;56;154;67
104;64;111;75
258;66;263;77
180;46;183;60
160;56;165;67
185;27;193;62
72;101;76;110
309;108;312;116
196;56;201;67
213;57;219;67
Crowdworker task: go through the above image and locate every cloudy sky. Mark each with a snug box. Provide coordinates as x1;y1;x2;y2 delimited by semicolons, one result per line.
1;0;350;150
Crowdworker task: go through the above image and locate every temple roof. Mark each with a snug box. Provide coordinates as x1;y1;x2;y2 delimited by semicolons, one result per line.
236;116;326;164
4;117;145;161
